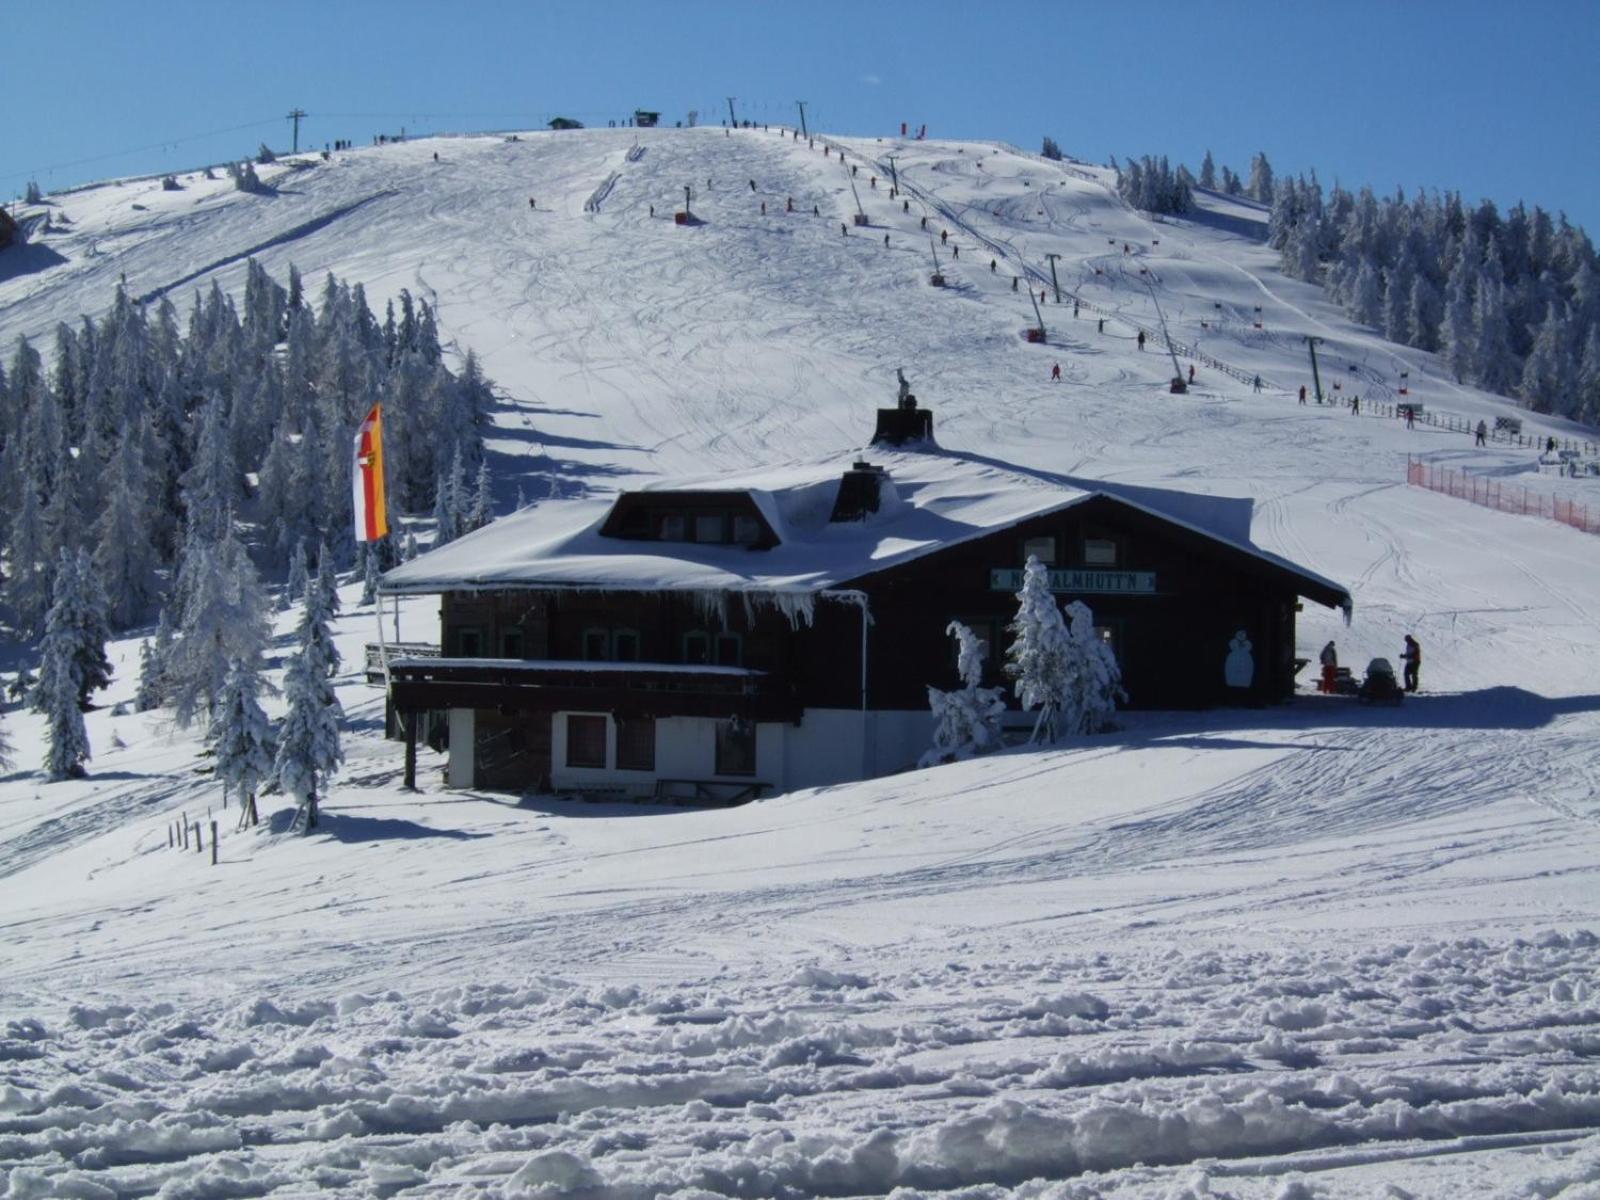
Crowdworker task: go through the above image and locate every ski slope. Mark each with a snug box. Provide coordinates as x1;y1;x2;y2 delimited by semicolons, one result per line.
2;127;1599;1198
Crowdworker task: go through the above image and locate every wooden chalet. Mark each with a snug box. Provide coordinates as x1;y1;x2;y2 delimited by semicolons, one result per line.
380;397;1350;799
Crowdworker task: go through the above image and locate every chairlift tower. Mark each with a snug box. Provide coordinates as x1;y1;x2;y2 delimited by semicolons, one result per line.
1305;336;1326;403
1045;253;1063;304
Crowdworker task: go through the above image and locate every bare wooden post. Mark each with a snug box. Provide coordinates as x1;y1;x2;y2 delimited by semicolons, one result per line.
168;823;174;849
180;817;188;849
403;712;418;791
210;821;218;866
194;821;203;853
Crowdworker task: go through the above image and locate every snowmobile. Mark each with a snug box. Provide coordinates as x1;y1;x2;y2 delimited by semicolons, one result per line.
1357;658;1404;705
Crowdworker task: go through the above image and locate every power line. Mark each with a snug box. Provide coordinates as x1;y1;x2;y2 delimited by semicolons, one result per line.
0;117;282;188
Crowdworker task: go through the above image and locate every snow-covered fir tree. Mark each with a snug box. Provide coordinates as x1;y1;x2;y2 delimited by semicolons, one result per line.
1058;600;1125;737
134;640;162;712
273;642;343;832
920;621;1007;767
360;547;380;606
42;654;90;781
32;548;111;712
299;555;344;679
164;520;271;727
283;539;310;612
468;460;492;531
314;540;343;618
1004;556;1076;744
210;656;274;827
1198;149;1216;190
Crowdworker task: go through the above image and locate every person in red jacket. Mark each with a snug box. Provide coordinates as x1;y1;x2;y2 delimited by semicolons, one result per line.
1051;362;1061;382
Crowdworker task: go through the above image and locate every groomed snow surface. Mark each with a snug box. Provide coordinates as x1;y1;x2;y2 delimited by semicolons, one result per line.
2;127;1599;1196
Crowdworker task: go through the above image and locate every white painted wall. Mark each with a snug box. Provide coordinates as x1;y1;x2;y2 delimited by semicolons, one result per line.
548;712;788;796
448;708;475;788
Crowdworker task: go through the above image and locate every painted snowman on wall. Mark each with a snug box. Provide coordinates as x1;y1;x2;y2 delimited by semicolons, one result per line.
1224;629;1254;689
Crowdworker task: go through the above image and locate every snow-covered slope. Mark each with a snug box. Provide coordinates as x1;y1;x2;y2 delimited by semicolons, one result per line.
2;128;1598;1197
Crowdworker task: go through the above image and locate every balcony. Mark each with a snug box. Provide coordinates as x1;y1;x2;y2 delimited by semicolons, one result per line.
386;657;800;723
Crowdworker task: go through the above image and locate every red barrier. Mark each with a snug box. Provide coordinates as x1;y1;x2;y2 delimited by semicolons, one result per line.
1406;457;1599;535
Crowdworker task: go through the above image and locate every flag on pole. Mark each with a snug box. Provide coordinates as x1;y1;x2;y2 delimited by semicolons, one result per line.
353;404;388;542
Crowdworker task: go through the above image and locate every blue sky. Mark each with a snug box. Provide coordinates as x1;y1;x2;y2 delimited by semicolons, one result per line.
6;0;1598;235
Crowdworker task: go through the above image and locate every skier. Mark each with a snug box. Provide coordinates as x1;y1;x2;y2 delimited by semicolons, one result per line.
1073;300;1080;318
787;196;794;212
1319;640;1338;694
1253;375;1262;393
749;179;756;191
1012;276;1019;292
940;229;948;245
1098;318;1105;333
649;204;655;217
1405;406;1415;429
1546;435;1557;454
813;205;819;216
761;201;766;215
1051;362;1061;382
1188;364;1196;384
952;244;959;259
904;200;910;213
1351;395;1360;415
1299;385;1307;405
842;222;848;237
528;197;536;209
920;216;927;229
1137;330;1146;351
870;176;876;189
433;152;439;162
1475;419;1488;446
884;233;890;247
1400;635;1421;693
990;258;997;273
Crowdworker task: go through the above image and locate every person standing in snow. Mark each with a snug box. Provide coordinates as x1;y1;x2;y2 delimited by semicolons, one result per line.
1475;420;1488;446
1012;277;1019;292
952;244;959;259
1253;375;1262;392
1299;385;1307;404
1051;362;1061;382
1187;364;1195;385
1405;406;1415;429
1319;640;1338;693
990;258;997;273
1137;330;1146;351
1400;635;1421;693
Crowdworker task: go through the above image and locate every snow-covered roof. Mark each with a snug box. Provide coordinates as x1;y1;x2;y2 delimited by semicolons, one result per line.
380;448;1351;612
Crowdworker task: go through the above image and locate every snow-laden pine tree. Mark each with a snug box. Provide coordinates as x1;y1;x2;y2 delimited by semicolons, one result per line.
165;522;272;727
468;460;492;531
134;640;162;712
300;557;343;680
1198;149;1216;190
32;548;111;712
1247;152;1274;204
274;643;342;832
93;432;160;628
1004;556;1075;744
42;652;90;780
360;548;380;606
314;539;343;618
402;529;419;561
920;621;1007;767
211;656;274;827
1059;600;1125;737
283;539;309;612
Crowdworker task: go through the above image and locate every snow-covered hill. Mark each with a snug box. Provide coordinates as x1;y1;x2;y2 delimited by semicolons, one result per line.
2;127;1598;1198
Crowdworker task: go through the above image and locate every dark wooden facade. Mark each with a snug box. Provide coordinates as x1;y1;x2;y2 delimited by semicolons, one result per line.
401;493;1335;724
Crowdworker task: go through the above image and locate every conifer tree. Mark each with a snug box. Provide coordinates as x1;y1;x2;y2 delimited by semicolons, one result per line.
42;651;90;780
1005;556;1075;744
1198;149;1216;190
302;551;344;678
134;640;162;712
469;460;492;531
315;539;343;618
921;621;1007;767
274;642;342;832
211;656;273;826
283;539;310;612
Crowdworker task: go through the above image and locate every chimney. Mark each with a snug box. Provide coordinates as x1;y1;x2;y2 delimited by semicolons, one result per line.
830;460;888;522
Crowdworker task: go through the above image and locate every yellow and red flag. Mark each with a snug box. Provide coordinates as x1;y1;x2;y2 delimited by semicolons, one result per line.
352;404;388;542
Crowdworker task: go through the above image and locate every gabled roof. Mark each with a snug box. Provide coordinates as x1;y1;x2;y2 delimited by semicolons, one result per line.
379;449;1352;614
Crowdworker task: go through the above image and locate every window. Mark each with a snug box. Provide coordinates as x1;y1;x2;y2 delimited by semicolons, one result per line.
682;631;711;665
456;628;484;657
732;514;762;545
583;628;610;661
659;514;686;541
500;630;525;659
616;716;655;771
1023;535;1057;565
715;633;742;667
694;514;725;543
715;719;757;776
1084;538;1119;566
565;715;607;768
611;629;640;662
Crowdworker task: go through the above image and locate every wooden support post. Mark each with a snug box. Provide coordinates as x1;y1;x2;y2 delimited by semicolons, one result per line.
403;712;418;791
180;817;188;849
194;821;203;853
168;823;174;849
211;821;218;866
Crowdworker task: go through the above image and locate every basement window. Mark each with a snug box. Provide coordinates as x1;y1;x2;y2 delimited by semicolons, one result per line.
565;714;607;769
715;719;757;776
616;717;656;771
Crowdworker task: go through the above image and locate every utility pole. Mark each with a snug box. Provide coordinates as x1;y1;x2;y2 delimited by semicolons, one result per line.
886;155;898;191
727;96;738;127
1027;285;1047;339
287;108;307;154
1306;336;1325;403
1045;253;1063;304
795;100;809;139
